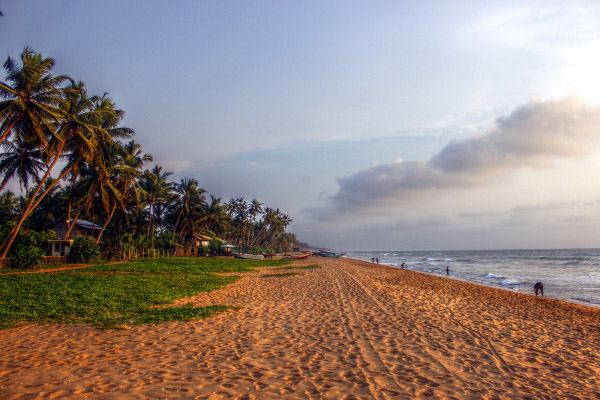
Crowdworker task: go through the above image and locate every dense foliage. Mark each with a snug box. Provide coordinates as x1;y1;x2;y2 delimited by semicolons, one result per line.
67;237;101;264
0;47;298;262
0;224;56;268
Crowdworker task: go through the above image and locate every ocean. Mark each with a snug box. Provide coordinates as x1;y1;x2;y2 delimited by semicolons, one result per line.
344;248;600;308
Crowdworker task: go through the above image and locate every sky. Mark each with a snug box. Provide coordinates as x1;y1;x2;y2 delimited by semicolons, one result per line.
2;0;600;250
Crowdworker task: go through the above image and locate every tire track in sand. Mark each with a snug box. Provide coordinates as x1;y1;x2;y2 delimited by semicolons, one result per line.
343;262;519;397
327;264;404;399
335;264;472;396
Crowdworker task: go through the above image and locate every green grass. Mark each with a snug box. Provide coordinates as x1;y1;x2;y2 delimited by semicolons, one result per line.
0;257;289;329
262;272;301;278
275;265;320;270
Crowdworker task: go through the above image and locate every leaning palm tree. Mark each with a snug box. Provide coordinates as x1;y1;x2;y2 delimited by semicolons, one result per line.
63;94;135;242
0;82;117;262
0;47;71;147
63;163;121;240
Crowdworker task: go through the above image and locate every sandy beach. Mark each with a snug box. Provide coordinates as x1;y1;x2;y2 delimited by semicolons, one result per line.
1;257;599;399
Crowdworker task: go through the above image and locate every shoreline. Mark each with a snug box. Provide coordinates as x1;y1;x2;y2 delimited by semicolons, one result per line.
354;258;600;317
344;252;600;310
378;259;600;310
1;257;599;398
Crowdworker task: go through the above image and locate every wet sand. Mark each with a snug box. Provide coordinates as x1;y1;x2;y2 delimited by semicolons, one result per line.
0;257;599;399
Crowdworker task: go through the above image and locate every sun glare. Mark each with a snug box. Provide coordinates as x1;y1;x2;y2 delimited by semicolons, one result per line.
555;40;600;104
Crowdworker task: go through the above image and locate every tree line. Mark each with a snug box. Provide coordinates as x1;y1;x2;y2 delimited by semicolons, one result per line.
0;47;296;265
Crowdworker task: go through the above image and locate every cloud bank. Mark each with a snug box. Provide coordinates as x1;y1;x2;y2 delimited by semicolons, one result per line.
323;97;600;215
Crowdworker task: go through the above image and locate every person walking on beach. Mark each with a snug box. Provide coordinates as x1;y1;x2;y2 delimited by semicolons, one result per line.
534;282;544;297
446;266;449;276
401;262;405;269
376;258;379;264
372;257;375;263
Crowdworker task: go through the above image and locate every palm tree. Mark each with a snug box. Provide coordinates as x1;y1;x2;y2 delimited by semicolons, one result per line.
182;195;229;255
0;191;19;225
63;163;120;239
139;165;173;248
169;178;206;242
200;195;230;234
85;95;135;244
27;177;62;231
0;81;118;262
0;47;71;147
0;125;45;192
100;140;152;243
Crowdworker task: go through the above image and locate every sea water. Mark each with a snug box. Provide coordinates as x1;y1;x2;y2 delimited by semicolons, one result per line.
344;248;600;308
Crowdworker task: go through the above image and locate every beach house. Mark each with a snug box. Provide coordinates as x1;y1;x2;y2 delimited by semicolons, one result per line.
46;219;103;257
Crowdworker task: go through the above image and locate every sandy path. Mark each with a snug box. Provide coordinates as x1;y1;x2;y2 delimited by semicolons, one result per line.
0;258;599;399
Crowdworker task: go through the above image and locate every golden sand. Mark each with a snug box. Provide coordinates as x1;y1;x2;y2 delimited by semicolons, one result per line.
0;257;598;399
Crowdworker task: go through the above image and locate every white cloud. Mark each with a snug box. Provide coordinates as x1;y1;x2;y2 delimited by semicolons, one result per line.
314;97;600;217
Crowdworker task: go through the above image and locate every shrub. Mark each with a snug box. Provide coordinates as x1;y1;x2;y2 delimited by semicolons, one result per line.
10;244;45;269
2;227;57;269
209;238;224;255
68;237;101;264
197;246;210;256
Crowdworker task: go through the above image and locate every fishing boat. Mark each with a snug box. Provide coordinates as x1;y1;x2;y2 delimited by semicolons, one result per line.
233;253;265;260
320;253;346;258
289;251;311;259
262;253;283;259
263;251;311;260
315;251;346;258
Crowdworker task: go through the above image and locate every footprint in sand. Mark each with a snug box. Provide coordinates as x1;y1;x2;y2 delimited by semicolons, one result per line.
279;386;295;394
249;370;263;379
207;391;233;399
235;395;255;400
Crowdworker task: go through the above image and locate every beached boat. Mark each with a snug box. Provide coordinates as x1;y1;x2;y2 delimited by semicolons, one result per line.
233;253;265;260
315;251;346;258
289;251;311;259
262;253;285;259
263;251;312;260
262;252;311;260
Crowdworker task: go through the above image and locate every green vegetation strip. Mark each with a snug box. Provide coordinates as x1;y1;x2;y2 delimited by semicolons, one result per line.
0;257;290;329
263;272;301;277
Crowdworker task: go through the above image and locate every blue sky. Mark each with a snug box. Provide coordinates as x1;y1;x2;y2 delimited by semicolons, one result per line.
2;1;600;250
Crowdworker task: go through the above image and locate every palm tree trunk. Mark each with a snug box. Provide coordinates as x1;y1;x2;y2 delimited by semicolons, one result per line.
171;208;184;241
66;200;72;222
65;173;80;222
0;146;66;262
0;179;9;193
146;201;153;241
65;200;89;239
97;203;117;244
0;117;19;148
92;200;95;239
29;169;70;212
151;204;156;248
